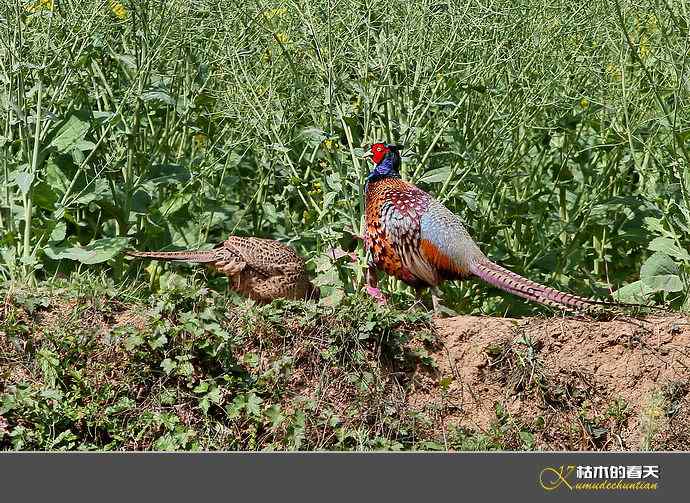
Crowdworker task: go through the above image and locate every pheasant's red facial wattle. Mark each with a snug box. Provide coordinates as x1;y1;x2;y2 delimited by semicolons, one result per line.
370;143;389;165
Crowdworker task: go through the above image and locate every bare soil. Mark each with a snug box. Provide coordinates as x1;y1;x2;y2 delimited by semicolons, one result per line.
2;288;689;450
409;314;690;450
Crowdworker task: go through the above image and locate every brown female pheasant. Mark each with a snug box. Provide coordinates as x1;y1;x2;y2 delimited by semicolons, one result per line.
125;236;318;303
362;142;629;313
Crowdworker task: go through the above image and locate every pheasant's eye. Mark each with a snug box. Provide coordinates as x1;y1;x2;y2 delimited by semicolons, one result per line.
376;147;382;152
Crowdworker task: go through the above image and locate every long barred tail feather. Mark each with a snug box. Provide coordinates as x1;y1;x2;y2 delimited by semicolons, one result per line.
469;260;615;312
124;249;218;263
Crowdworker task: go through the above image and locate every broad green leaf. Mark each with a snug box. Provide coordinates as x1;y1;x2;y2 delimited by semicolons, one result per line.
141;90;176;107
642;275;684;293
146;164;190;186
113;53;136;70
15;171;34;196
640;252;678;278
161;193;193;216
418;167;450;184
73;179;110;206
613;282;648;302
245;393;263;417
48;112;90;153
262;202;278;223
130;189;152;214
461;191;478;211
643;217;667;236
45;160;70;194
49;221;67;243
614;253;684;301
44;237;129;264
160;358;177;375
265;405;283;429
648;237;690;262
325;172;342;191
75;140;97;151
301;127;327;142
32;182;59;210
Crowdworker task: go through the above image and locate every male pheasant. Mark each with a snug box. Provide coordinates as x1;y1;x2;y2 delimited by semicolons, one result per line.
125;236;319;303
362;142;624;314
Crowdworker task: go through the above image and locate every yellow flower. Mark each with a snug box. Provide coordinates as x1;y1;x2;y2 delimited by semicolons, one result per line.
579;98;589;109
323;138;336;152
646;14;658;31
25;0;53;13
263;7;287;20
605;63;621;81
193;133;207;149
109;0;127;19
638;34;651;60
275;32;290;45
647;405;663;419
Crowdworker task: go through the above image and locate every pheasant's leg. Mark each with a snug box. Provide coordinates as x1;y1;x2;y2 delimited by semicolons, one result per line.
365;266;387;304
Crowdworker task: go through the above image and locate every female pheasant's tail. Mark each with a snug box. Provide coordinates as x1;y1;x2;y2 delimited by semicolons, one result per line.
469;260;606;312
124;249;218;263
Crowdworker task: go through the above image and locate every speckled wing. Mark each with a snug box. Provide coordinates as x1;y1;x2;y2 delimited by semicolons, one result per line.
221;236;307;278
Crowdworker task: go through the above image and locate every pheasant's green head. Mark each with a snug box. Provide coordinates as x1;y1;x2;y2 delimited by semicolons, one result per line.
364;142;403;180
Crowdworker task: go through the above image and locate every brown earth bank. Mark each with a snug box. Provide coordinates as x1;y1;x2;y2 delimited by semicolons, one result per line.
410;314;690;450
1;289;689;451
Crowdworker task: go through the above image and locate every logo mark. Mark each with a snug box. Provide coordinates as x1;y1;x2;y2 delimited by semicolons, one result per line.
539;465;575;491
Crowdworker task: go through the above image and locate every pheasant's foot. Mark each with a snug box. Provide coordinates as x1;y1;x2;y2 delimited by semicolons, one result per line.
365;286;387;305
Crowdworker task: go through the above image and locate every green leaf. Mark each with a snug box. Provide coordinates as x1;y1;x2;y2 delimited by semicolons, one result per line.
265;405;283;429
642;275;684;293
648;237;690;262
141;90;176;107
206;386;222;404
148;333;168;350
47;112;90;154
130;189;152;214
161;193;193;216
125;334;144;350
43;237;129;264
15;170;34;196
160;358;177;374
322;191;336;210
614;253;684;301
418;167;450;184
45;160;70;194
461;191;478;211
75;140;97;151
49;221;67;243
245;393;263;417
113;53;137;70
640;252;679;278
32;181;59;210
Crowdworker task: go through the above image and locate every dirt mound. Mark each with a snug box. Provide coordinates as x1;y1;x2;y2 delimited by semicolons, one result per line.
410;314;690;450
2;286;688;450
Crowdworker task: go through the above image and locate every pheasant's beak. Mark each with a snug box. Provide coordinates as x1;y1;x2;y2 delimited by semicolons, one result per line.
361;151;373;162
